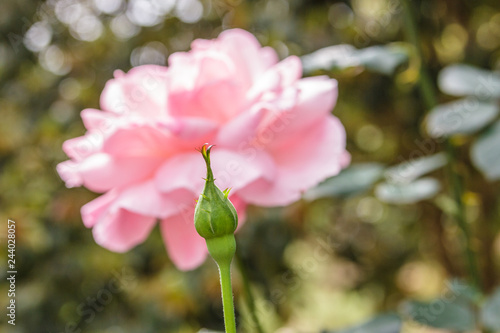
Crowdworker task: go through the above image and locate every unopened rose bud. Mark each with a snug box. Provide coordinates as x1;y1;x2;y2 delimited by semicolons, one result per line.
194;144;238;265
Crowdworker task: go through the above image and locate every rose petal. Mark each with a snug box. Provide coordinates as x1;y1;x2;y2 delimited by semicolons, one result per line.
168;55;245;122
210;149;276;191
81;108;117;131
100;65;169;118
81;190;119;228
115;180;195;219
160;116;219;142
57;160;83;188
238;116;348;206
260;76;338;147
155;152;206;194
215;108;266;148
79;153;164;193
160;209;208;271
247;55;302;102
102;125;172;158
62;133;103;161
155;149;276;196
92;208;157;253
217;29;279;87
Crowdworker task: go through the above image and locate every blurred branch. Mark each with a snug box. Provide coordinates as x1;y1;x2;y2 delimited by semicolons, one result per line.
400;0;482;291
236;249;265;333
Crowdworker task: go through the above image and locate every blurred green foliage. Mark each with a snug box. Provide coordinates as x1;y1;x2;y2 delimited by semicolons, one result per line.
1;0;500;332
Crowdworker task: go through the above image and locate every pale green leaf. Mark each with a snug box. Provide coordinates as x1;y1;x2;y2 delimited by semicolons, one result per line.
304;163;384;200
470;120;500;181
481;288;500;330
375;178;440;204
438;64;500;99
384;153;447;184
402;299;476;331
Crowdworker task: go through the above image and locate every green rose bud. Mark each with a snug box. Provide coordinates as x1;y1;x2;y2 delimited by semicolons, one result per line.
194;144;238;265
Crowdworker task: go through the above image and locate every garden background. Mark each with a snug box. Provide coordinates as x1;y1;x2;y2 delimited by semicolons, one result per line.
1;0;500;332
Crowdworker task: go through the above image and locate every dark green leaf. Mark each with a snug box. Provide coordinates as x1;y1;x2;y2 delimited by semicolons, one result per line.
438;64;500;99
470;120;500;181
375;178;440;204
304;163;384;200
481;287;500;330
325;313;402;333
426;98;499;138
402;299;476;331
384;153;447;184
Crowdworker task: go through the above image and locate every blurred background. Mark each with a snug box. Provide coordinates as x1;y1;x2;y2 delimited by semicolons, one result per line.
1;0;500;332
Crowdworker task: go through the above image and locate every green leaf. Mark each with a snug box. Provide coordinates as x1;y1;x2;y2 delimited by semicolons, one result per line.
375;178;440;204
438;64;500;99
470;120;500;181
301;44;357;73
355;45;408;75
303;163;384;200
447;279;482;304
426;98;499;138
481;287;500;330
384;153;447;184
301;44;408;75
326;313;402;333
402;299;476;331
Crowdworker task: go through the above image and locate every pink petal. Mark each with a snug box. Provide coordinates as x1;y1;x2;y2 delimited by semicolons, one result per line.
260;76;338;148
168;51;245;122
238;116;348;206
247;56;302;102
62;133;103;161
160;210;208;271
102;125;171;158
194;52;235;88
155;152;206;194
160;116;219;142
195;80;245;122
155;148;275;195
215;108;266;148
81;108;117;131
210;148;276;191
79;153;163;193
217;29;279;87
92;208;157;253
114;180;195;219
100;65;169;118
81;190;119;228
57;160;83;188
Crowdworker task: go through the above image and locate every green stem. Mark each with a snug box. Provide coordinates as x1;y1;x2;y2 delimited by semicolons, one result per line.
445;144;481;289
218;261;237;333
400;0;482;289
400;0;438;109
235;251;265;333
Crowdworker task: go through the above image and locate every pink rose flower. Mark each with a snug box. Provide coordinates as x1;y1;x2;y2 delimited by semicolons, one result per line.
57;29;350;270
